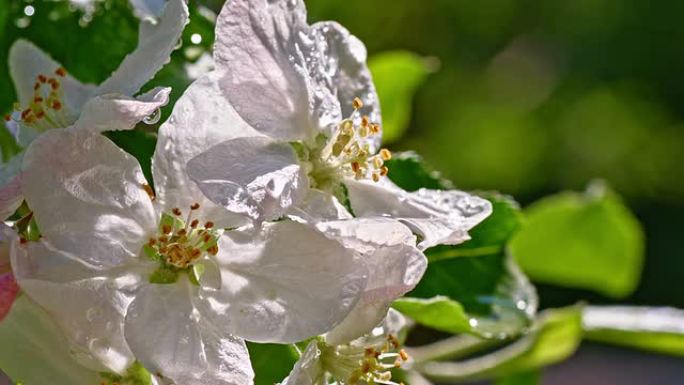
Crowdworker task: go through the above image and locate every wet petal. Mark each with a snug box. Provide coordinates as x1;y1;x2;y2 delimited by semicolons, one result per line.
96;0;189;96
129;0;167;20
125;280;254;385
280;341;323;385
306;22;381;148
214;0;329;141
9;39;95;117
0;296;103;385
202;221;367;343
188;136;309;223
11;240;140;373
22;129;156;268
289;189;353;222
345;179;493;250
317;218;426;344
152;71;259;228
74;87;170;132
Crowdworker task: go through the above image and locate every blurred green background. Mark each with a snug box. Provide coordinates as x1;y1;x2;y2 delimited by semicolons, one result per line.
299;0;684;312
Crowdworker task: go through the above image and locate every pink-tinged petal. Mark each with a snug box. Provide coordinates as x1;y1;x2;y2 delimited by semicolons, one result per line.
74;87;170;133
22;129;157;269
0;273;19;322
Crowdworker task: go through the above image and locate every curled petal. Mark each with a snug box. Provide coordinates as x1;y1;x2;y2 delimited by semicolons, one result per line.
74;87;170;132
345;179;493;250
96;0;189;96
0;173;22;221
317;218;426;344
280;341;323;385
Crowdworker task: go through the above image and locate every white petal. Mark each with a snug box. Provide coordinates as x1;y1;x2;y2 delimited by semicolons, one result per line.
11;240;140;374
289;189;353;222
188;136;309;223
348;309;408;348
22;129;156;268
306;22;381;148
73;87;170;133
125;280;254;385
280;342;323;385
345;179;493;250
9;39;95;118
0;173;22;221
317;218;426;344
96;0;189;96
0;296;103;385
202;221;367;343
213;0;323;141
129;0;167;20
152;71;259;228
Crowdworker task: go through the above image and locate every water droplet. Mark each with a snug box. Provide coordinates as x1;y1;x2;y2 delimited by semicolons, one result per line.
143;108;161;125
174;38;183;50
23;5;35;17
190;33;202;45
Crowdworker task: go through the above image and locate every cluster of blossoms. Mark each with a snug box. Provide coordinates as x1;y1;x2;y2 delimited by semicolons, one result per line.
0;1;492;384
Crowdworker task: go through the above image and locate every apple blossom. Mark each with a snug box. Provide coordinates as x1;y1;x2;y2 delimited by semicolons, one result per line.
11;126;367;384
0;0;189;221
186;0;492;250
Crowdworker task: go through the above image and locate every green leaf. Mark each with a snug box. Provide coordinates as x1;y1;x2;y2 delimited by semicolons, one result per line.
368;51;435;143
409;253;537;338
0;296;102;385
426;193;522;262
384;151;452;192
415;307;583;382
247;343;299;385
510;182;645;298
583;306;684;357
393;296;471;335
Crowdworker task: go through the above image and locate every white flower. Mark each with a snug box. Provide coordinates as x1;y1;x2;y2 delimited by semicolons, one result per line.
11;126;367;384
185;0;492;250
0;0;189;221
282;309;410;385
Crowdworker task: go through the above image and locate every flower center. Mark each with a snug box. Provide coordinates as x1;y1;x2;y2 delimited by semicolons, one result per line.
143;203;220;284
320;334;409;385
298;98;392;193
4;67;75;131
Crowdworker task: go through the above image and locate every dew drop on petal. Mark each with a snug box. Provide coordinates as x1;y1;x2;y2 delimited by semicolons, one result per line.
143;108;161;125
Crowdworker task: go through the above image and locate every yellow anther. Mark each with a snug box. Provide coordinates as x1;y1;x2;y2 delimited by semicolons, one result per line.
380;166;389;176
380;149;392;161
353;97;363;110
372;173;380;182
373;157;384;169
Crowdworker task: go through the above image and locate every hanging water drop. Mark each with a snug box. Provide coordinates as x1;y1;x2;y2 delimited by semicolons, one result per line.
143;108;161;125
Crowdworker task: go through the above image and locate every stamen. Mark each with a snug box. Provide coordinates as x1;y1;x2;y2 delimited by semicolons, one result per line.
172;208;182;216
353;97;363;110
142;183;156;201
190;202;200;210
380;149;392;161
